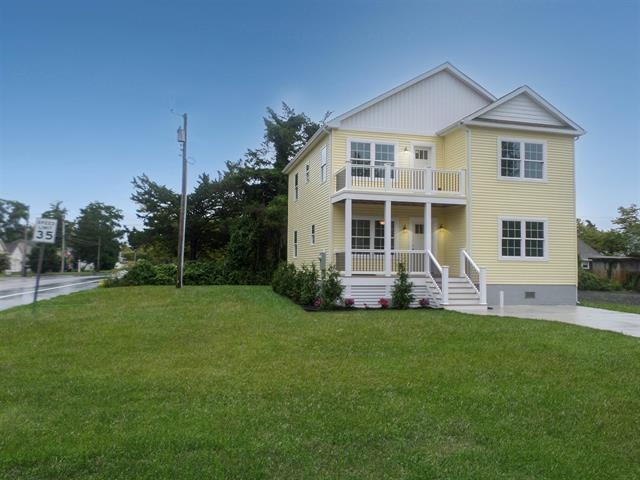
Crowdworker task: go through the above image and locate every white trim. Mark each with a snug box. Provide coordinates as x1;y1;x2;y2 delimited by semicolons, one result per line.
293;230;298;258
305;162;310;183
346;137;399;173
310;224;316;245
498;216;549;261
409;216;438;256
465;128;472;253
497;137;547;182
320;145;328;183
328;62;495;128
294;172;299;200
467;120;583;136
283;127;330;174
331;190;467;206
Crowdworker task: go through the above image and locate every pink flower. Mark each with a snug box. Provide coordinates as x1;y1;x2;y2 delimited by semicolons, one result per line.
378;298;389;309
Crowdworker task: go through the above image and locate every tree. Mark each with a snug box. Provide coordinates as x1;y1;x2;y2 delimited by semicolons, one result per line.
577;218;625;255
613;204;640;256
0;199;29;242
71;202;124;270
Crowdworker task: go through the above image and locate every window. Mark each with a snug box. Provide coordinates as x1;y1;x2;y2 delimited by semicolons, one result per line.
293;230;298;257
310;224;315;245
581;260;592;270
350;141;395;177
352;219;395;252
320;146;327;183
499;139;545;180
500;218;547;260
294;173;299;200
305;163;310;183
414;224;424;234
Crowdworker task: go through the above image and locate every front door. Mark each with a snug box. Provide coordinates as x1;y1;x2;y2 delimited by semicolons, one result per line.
413;146;432;170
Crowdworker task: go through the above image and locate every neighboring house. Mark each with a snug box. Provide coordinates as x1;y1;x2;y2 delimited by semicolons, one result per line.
283;63;584;307
4;240;32;273
579;238;640;283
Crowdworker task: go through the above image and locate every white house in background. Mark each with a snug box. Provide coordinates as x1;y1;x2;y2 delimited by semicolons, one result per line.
3;240;32;273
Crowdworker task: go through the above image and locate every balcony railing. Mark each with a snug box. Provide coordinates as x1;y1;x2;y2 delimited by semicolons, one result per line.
335;162;465;196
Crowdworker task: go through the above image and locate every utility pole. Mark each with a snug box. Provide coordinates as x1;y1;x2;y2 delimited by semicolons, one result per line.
22;209;29;277
60;214;65;273
176;113;188;288
97;236;101;272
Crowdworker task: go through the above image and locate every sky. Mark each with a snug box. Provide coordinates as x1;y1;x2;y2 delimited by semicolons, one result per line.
1;0;639;231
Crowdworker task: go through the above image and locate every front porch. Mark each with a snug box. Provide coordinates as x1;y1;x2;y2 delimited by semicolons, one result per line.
332;198;486;308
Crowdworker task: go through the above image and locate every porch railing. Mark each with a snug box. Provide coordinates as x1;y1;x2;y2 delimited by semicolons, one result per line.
427;249;448;305
334;250;426;275
460;249;487;305
334;162;465;196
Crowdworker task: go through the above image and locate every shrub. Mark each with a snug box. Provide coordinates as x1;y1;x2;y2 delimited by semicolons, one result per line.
578;270;622;291
624;272;640;292
184;260;225;285
119;260;157;286
297;263;320;306
272;263;298;298
153;263;177;285
391;263;414;309
319;265;344;309
378;298;389;309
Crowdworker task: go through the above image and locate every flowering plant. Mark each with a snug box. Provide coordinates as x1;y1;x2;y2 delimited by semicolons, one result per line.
313;298;322;308
378;298;390;309
419;298;430;308
344;298;355;308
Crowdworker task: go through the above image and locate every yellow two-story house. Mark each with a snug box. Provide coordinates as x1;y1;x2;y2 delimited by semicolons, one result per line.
283;63;584;308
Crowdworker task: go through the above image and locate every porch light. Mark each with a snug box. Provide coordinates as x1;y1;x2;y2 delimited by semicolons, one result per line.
378;220;385;225
402;224;408;231
439;224;445;229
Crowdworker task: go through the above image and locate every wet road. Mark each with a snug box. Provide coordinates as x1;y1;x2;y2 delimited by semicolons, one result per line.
0;274;105;311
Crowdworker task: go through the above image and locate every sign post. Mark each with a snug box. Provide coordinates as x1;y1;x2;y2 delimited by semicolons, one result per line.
32;218;58;305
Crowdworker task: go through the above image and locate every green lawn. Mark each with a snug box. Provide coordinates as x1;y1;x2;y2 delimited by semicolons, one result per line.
1;286;639;479
581;300;640;315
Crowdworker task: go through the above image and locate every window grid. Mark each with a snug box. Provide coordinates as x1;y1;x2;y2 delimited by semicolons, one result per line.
293;230;298;257
350;141;394;178
501;219;546;259
294;173;299;200
310;224;315;245
305;163;310;183
352;219;370;250
320;146;327;183
500;140;544;180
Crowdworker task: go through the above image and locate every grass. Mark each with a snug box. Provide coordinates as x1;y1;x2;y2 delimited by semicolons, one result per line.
1;286;639;479
580;301;640;315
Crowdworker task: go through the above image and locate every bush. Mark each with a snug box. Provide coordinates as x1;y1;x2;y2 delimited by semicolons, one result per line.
391;263;414;309
297;263;320;306
184;260;225;285
319;265;344;309
119;260;158;286
578;270;622;291
272;263;298;299
624;272;640;292
153;263;176;285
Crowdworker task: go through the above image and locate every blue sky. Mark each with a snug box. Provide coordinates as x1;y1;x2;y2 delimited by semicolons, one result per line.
1;0;638;230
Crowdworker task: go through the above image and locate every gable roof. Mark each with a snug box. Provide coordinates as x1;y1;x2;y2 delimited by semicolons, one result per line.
438;86;585;136
327;62;496;128
578;238;601;259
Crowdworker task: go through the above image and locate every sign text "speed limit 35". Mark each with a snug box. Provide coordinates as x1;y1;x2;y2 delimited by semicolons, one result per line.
33;218;58;244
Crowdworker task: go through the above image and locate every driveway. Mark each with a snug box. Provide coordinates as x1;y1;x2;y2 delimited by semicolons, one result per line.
0;274;104;311
451;305;640;338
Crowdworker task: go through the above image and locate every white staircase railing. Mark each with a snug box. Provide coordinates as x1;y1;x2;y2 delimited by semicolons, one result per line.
460;249;487;305
427;250;448;305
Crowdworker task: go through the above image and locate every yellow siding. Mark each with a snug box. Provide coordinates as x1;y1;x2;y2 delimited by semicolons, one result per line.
436;205;466;271
287;136;332;266
443;128;467;171
469;127;576;285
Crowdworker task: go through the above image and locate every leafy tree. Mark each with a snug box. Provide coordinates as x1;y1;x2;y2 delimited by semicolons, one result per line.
27;202;71;273
0;199;29;242
28;244;60;273
71;202;124;270
612;204;640;256
577;218;625;255
0;252;9;271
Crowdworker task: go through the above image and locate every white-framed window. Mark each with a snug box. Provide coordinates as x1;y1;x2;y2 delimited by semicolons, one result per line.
498;138;546;180
294;173;299;200
581;260;592;270
349;140;395;178
499;217;548;260
351;218;395;252
320;146;327;183
305;163;310;183
293;230;298;257
310;224;315;245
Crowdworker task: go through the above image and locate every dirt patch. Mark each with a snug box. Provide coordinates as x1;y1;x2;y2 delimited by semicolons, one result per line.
579;290;640;306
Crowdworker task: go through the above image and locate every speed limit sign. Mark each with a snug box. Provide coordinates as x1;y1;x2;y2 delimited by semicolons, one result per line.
33;218;58;244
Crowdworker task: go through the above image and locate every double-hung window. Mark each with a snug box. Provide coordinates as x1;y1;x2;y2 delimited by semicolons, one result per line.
500;139;545;180
293;230;298;257
320;146;327;183
305;163;310;183
352;219;395;253
500;218;547;260
310;224;315;245
350;141;395;178
294;173;299;200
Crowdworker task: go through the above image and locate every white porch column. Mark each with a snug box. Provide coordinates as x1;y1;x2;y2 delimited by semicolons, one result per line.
346;160;352;189
424;201;432;273
384;200;391;276
345;198;352;276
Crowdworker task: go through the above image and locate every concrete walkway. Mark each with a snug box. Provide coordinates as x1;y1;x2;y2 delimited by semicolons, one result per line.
450;305;640;338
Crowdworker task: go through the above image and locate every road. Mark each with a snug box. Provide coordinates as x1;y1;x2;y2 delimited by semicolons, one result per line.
0;274;105;311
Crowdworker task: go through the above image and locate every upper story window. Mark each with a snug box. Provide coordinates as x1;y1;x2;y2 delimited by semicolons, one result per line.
500;218;547;260
320;146;327;183
350;141;395;178
305;163;310;183
294;173;299;200
499;139;546;180
310;224;315;245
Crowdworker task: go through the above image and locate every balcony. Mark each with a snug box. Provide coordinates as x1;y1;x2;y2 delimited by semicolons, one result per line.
335;162;466;197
